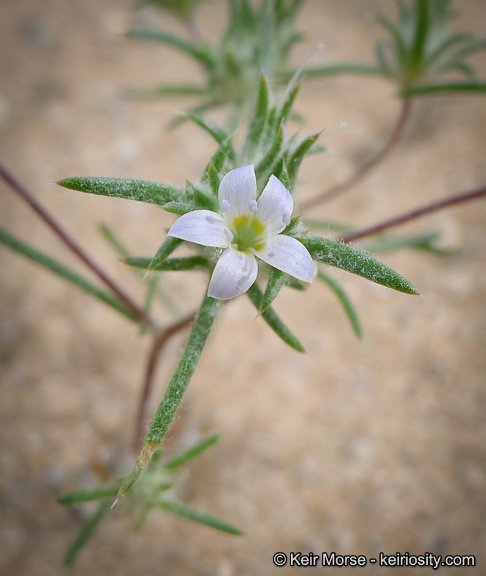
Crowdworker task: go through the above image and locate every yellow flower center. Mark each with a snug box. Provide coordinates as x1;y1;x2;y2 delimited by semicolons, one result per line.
232;215;266;252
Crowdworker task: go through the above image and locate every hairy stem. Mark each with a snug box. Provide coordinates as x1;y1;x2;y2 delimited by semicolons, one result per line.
132;312;196;453
340;185;486;243
115;295;221;504
302;98;411;210
0;163;155;329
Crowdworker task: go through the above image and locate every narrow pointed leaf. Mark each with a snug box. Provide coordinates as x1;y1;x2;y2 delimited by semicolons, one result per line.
362;231;449;254
64;500;112;567
317;268;362;339
164;434;220;472
99;224;181;317
247;284;304;352
411;0;429;66
448;37;486;61
185;180;218;211
260;268;285;312
279;82;300;128
206;162;220;196
124;84;208;99
187;114;229;145
298;63;382;78
0;226;138;322
57;177;202;215
377;16;407;65
127;29;215;69
149;237;183;271
401;82;486;96
300;234;420;295
256;125;284;182
125;256;210;272
243;73;269;162
58;485;119;505
206;136;235;176
288;132;320;188
158;499;242;535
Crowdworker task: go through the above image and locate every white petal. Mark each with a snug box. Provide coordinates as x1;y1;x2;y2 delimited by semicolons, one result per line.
218;165;257;221
167;210;231;248
258;235;315;283
256;175;293;234
208;249;258;300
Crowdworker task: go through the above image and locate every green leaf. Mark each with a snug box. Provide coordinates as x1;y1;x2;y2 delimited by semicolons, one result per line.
58;485;119;505
0;226;138;323
401;81;486;96
127;29;216;69
206;136;235;176
260;268;285;312
148;237;183;272
297;63;382;78
256;124;284;184
64;500;112;567
362;231;451;254
99;224;181;318
375;43;394;78
317;268;362;339
125;256;209;272
243;73;269;162
185;180;218;211
300;233;420;295
206;162;220;196
278;81;300;128
124;84;209;99
287;132;321;189
57;177;201;215
447;37;486;61
303;219;355;234
164;434;220;472
187;114;229;145
411;0;429;67
158;499;242;535
377;15;407;67
247;284;304;352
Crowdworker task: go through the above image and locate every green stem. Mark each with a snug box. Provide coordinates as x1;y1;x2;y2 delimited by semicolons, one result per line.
115;294;222;503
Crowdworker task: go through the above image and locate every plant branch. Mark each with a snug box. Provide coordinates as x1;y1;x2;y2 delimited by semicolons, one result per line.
132;312;197;453
0;162;156;330
301;98;411;210
340;185;486;243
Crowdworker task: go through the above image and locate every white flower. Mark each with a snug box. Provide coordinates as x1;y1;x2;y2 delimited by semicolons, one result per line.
167;165;315;300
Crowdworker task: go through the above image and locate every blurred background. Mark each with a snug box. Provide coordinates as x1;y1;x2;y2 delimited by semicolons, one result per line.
1;0;485;574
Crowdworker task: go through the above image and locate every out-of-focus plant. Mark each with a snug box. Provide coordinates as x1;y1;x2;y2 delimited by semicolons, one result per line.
299;0;486;209
58;434;241;567
141;0;212;29
127;0;304;127
300;0;486;91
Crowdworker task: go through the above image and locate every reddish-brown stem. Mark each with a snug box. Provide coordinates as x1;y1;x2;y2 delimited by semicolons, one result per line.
302;98;412;211
132;312;196;453
0;162;156;329
340;185;486;244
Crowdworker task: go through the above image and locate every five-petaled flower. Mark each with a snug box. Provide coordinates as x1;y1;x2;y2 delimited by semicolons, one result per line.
168;165;315;300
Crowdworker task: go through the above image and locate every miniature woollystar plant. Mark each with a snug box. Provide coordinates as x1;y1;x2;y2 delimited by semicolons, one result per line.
57;73;420;506
167;164;315;299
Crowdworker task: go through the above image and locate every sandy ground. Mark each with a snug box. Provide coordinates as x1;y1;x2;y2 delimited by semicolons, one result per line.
1;1;486;574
